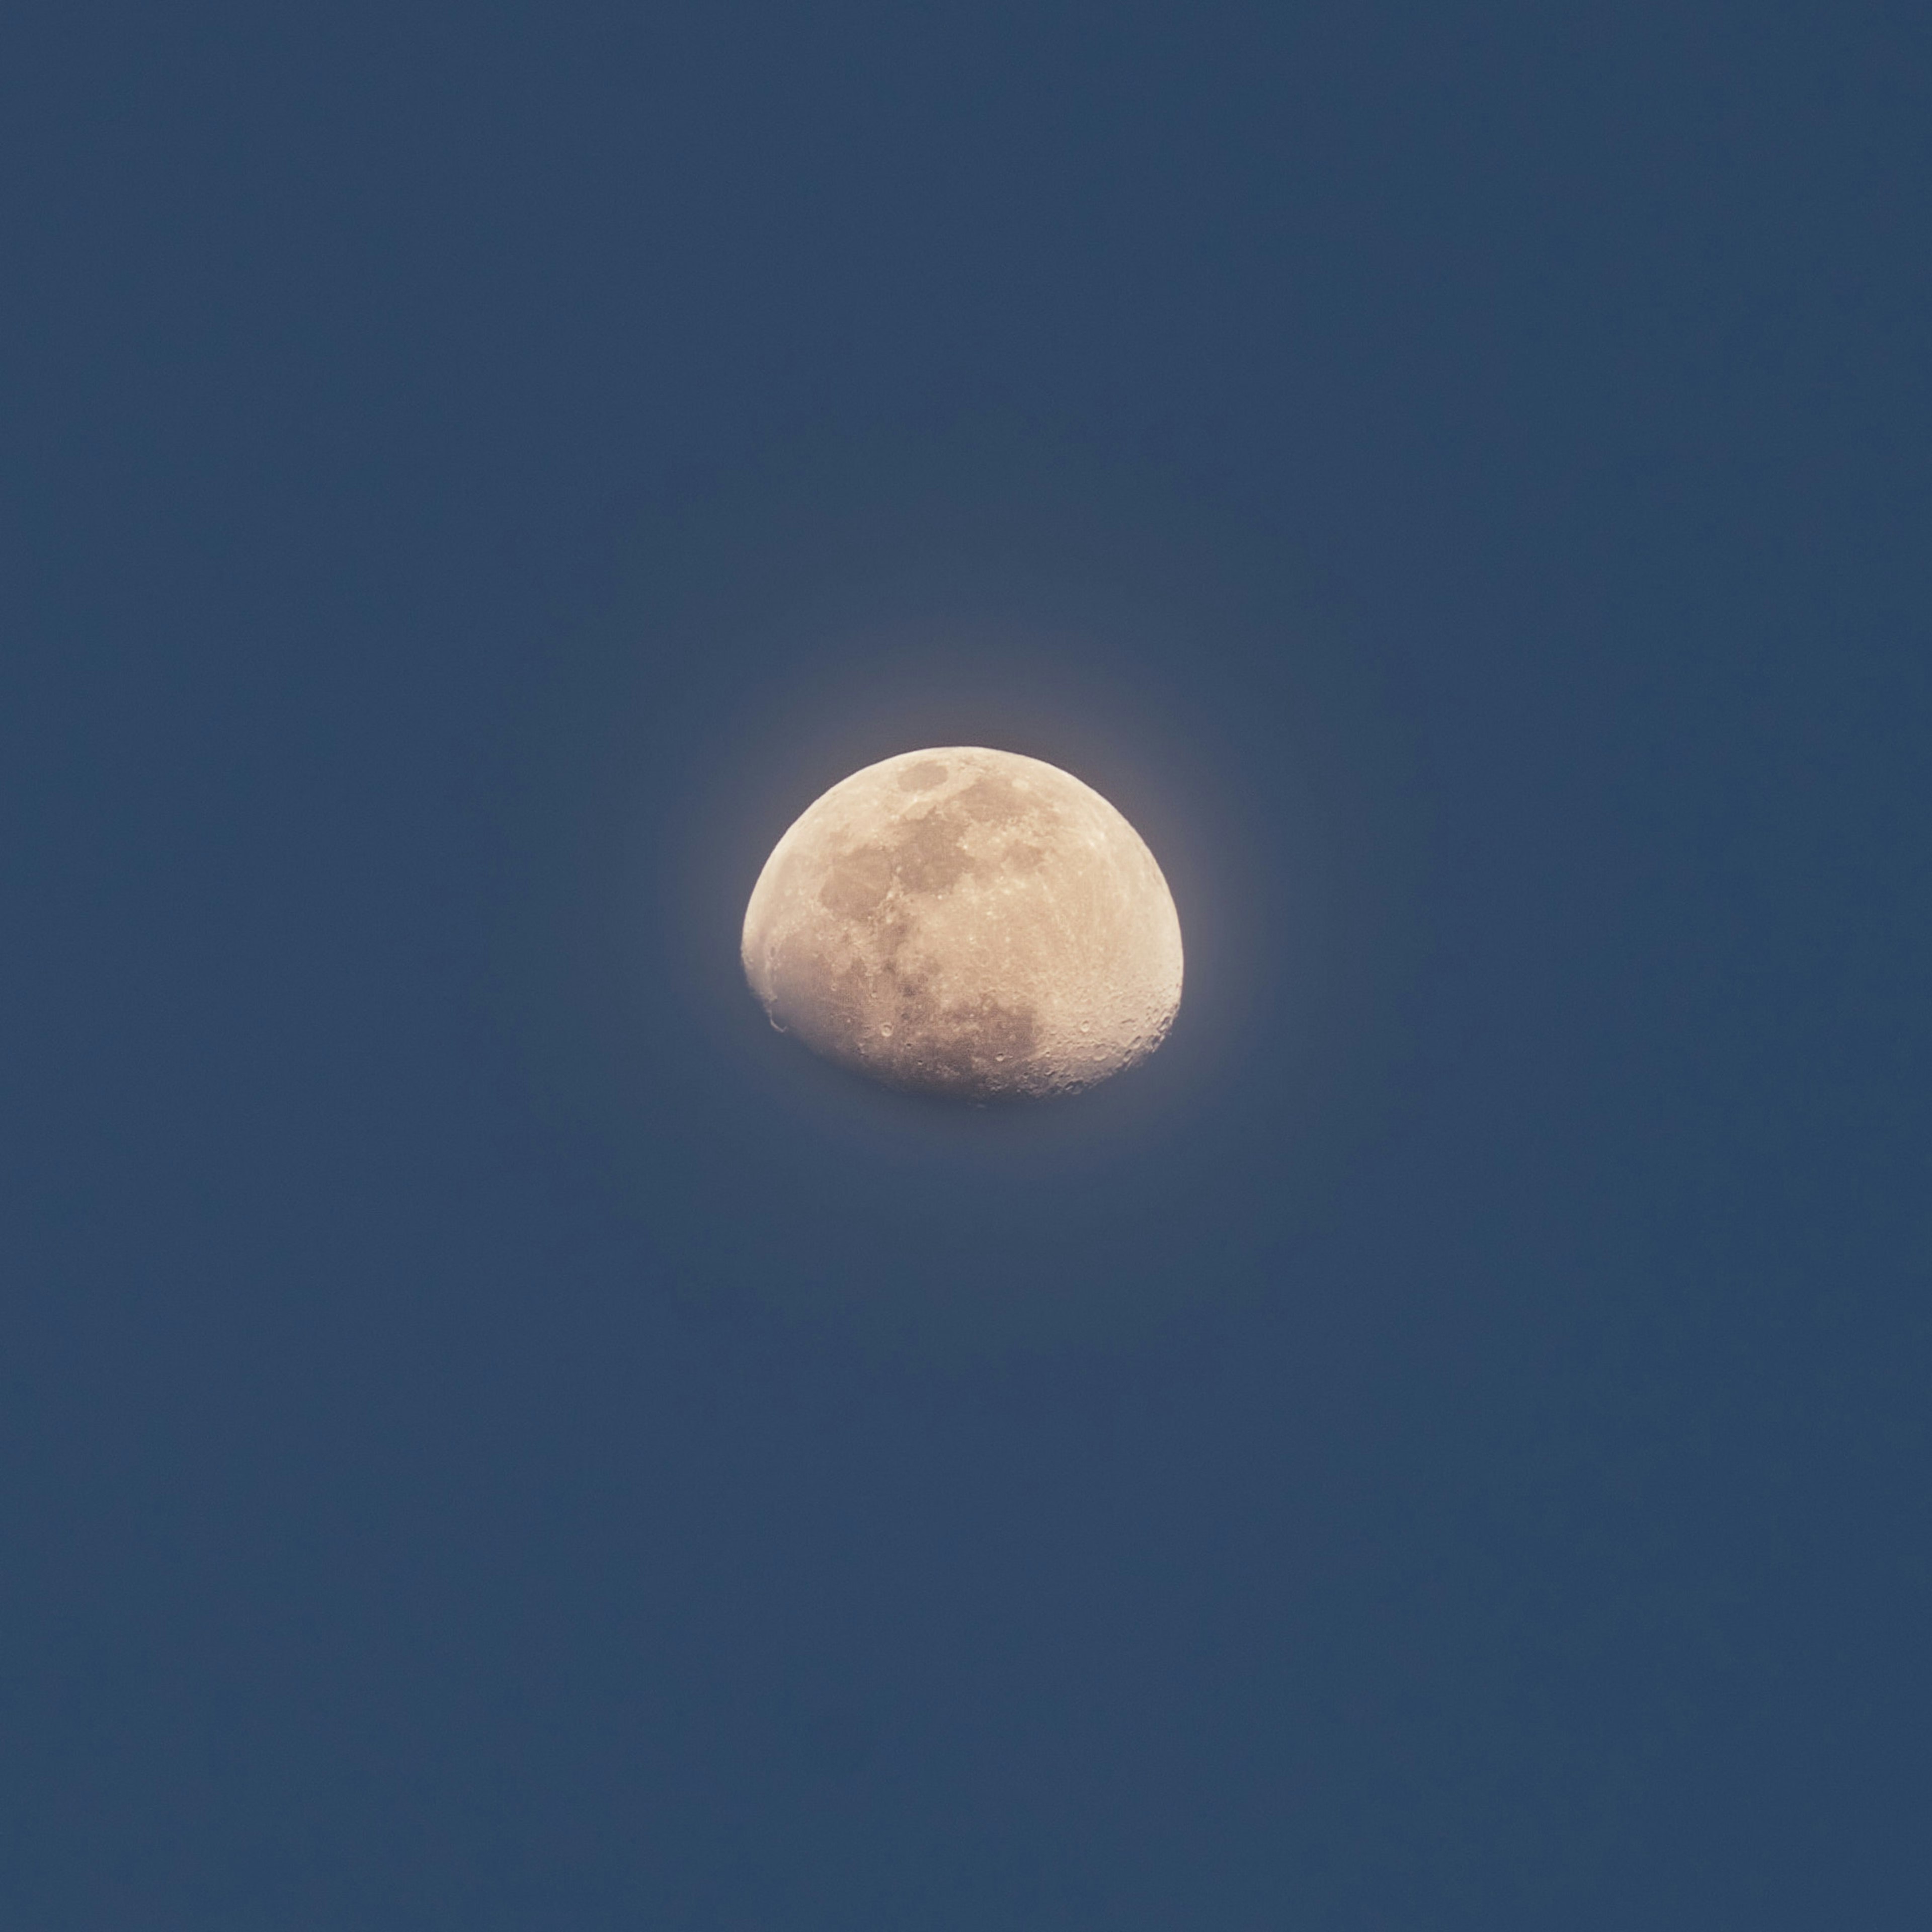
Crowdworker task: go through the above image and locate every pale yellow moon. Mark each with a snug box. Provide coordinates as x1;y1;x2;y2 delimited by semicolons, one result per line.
741;748;1183;1099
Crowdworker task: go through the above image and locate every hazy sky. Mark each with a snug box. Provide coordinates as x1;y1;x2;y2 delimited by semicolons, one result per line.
6;3;1927;1925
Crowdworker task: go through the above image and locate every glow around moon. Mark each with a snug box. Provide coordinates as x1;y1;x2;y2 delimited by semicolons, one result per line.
741;748;1183;1099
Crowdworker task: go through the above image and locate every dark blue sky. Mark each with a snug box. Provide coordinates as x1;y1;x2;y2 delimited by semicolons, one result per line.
5;3;1927;1925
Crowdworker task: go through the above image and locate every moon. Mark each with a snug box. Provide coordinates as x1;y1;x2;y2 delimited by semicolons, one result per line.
741;748;1183;1099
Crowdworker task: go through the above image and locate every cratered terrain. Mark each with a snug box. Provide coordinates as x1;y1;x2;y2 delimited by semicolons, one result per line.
741;748;1183;1099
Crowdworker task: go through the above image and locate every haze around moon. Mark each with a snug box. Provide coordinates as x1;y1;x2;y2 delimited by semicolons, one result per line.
741;748;1183;1099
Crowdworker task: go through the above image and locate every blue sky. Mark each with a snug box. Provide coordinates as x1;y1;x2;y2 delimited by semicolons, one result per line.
5;3;1926;1923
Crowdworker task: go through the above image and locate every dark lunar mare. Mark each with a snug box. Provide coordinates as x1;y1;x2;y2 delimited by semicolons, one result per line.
807;792;1055;1096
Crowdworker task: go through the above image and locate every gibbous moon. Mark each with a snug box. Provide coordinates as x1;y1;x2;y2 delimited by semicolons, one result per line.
741;748;1183;1099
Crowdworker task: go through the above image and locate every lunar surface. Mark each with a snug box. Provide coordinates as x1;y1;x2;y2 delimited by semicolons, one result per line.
741;748;1183;1099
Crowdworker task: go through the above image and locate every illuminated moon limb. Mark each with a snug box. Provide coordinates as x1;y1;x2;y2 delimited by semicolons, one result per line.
741;747;1183;1099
